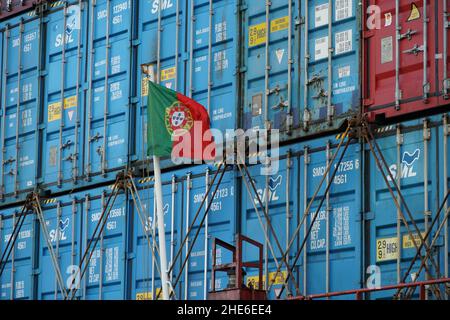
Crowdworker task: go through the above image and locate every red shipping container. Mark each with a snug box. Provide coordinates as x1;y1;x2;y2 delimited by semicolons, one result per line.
0;0;44;21
363;0;450;121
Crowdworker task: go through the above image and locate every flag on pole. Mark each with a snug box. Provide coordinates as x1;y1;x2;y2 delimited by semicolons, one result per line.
147;81;216;161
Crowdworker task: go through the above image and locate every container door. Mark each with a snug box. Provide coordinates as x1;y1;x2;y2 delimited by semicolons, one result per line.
42;3;85;191
0;19;40;201
239;150;299;299
0;209;35;300
183;167;235;300
136;0;187;168
81;189;127;300
301;139;362;298
131;174;182;300
367;121;440;299
85;0;132;181
242;0;300;141
187;0;238;147
439;0;450;104
37;197;81;300
301;0;360;132
364;0;439;119
438;115;450;293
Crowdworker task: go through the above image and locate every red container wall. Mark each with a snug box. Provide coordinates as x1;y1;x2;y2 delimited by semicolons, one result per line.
363;0;450;121
0;1;40;21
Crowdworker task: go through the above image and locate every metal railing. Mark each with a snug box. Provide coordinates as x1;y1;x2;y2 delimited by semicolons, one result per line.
290;278;450;300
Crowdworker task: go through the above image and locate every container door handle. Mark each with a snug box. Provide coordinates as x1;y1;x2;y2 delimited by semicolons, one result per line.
403;44;424;55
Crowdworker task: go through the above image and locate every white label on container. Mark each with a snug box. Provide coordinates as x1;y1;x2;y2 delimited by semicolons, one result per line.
315;36;329;60
333;206;352;247
381;36;393;64
335;29;352;55
335;0;352;21
215;21;227;42
276;49;285;64
315;3;329;28
338;65;351;78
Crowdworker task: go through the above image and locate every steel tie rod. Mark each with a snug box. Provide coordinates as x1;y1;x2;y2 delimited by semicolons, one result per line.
363;128;442;299
0;206;28;277
34;195;69;299
268;125;352;294
162;164;229;300
400;191;450;299
237;161;300;296
155;162;226;300
67;177;122;300
127;175;164;285
276;137;353;299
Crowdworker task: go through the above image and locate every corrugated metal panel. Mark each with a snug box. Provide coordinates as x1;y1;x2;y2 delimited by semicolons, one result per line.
363;0;450;121
240;139;363;299
41;2;86;191
83;0;132;184
0;208;35;300
0;16;41;202
241;0;360;140
37;195;81;300
366;115;449;299
135;0;238;170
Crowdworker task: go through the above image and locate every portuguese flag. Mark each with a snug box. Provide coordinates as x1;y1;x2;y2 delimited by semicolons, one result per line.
147;81;216;161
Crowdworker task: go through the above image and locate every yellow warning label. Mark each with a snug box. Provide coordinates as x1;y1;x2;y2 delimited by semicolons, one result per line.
249;22;267;47
63;96;77;109
47;96;78;122
403;232;425;249
136;288;162;300
246;271;288;290
141;76;150;97
376;237;399;262
407;3;420;22
161;67;177;82
270;16;289;33
48;102;62;122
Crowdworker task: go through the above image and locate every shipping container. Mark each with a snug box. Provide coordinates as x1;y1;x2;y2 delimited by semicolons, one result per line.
240;0;360;141
0;0;133;205
239;139;363;299
1;114;450;300
365;114;450;299
0;0;363;206
363;0;450;121
135;0;239;170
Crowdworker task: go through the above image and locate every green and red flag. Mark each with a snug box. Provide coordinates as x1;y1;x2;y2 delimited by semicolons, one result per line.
146;81;216;161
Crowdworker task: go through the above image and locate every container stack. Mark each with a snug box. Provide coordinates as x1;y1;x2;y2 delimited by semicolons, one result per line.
0;0;448;300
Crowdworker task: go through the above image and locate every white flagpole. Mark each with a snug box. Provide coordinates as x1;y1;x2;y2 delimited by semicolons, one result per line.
153;155;170;300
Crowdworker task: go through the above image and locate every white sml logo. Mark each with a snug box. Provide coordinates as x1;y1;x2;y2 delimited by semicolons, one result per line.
49;218;70;243
151;0;174;14
388;149;421;181
55;5;80;48
145;204;170;232
254;175;282;204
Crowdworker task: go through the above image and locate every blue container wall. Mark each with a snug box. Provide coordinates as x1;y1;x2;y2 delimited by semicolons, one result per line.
241;0;360;140
0;17;40;202
131;165;235;300
136;0;238;168
135;0;188;169
366;115;449;300
240;139;363;299
83;0;132;185
81;189;128;300
41;3;86;190
36;196;81;300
